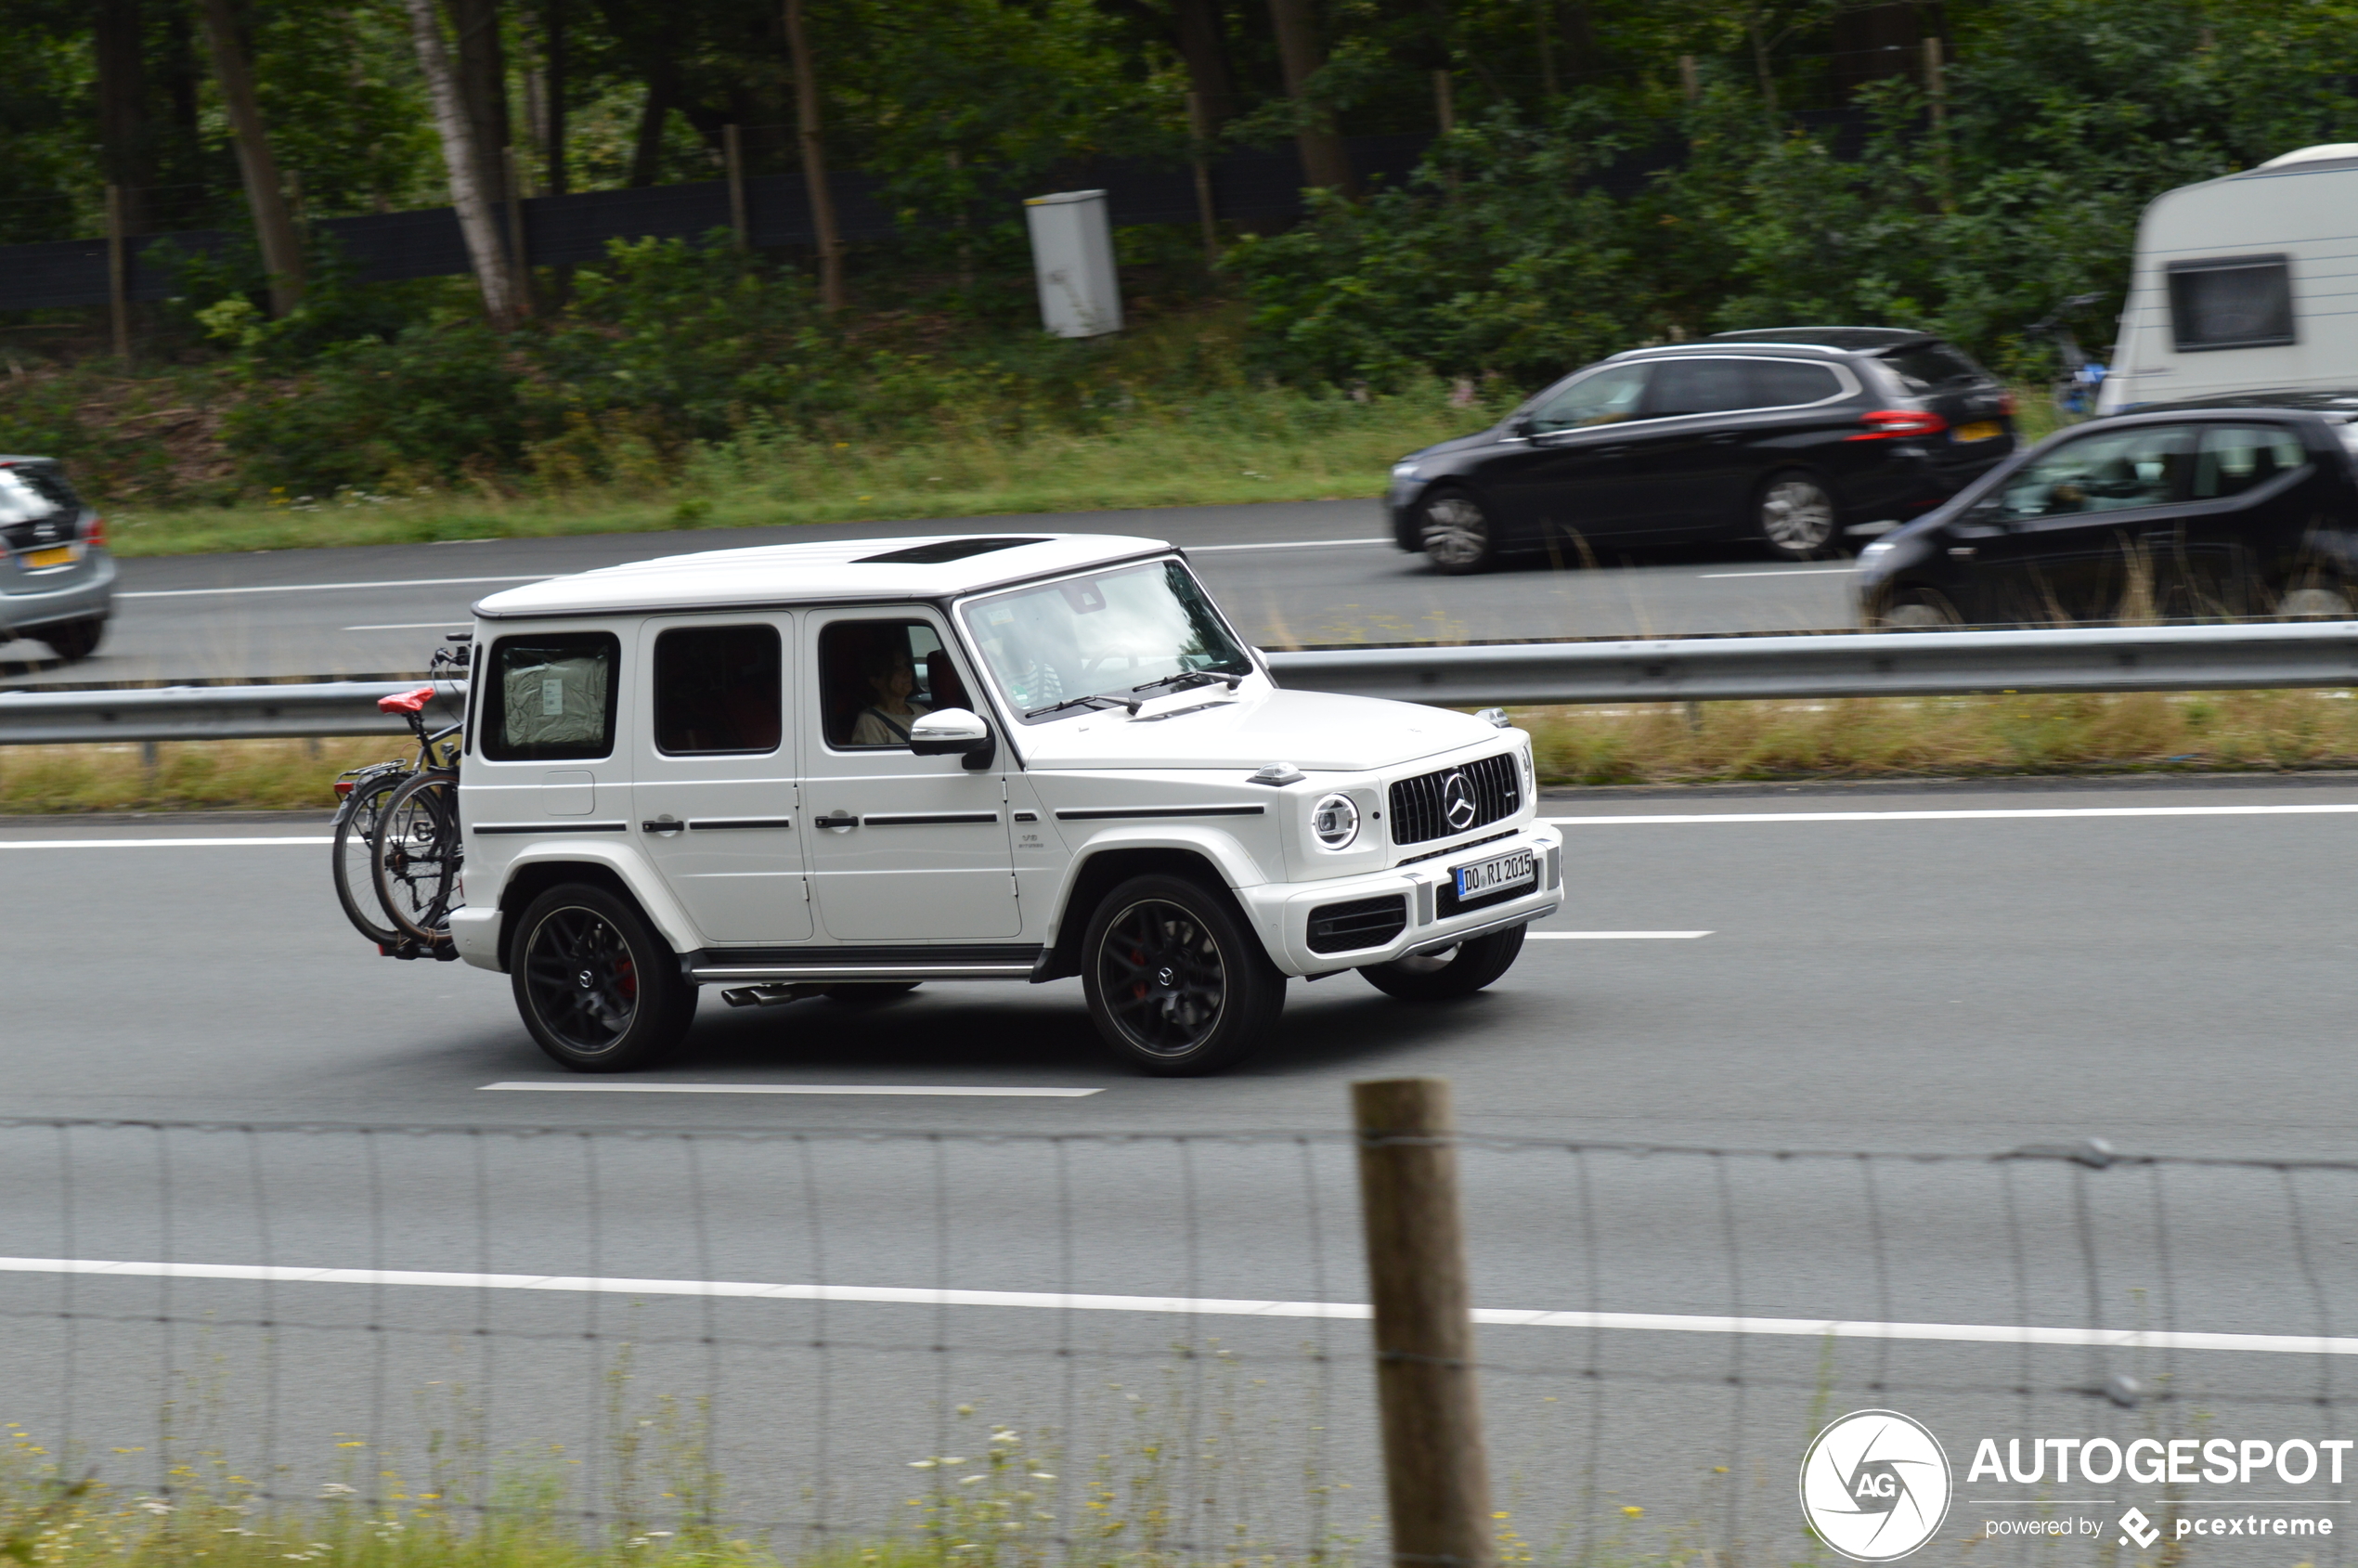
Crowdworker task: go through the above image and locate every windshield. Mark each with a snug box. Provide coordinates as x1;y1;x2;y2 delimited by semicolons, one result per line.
961;559;1253;721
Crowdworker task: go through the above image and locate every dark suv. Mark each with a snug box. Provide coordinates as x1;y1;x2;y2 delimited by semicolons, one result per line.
1856;393;2358;628
1386;328;2016;573
0;456;113;661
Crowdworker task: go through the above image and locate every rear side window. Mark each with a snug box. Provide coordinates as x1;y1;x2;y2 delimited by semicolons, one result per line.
1745;359;1845;408
654;624;781;756
1878;343;1984;391
2168;255;2295;351
2193;424;2308;499
483;631;621;760
1645;357;1752;417
1527;363;1649;433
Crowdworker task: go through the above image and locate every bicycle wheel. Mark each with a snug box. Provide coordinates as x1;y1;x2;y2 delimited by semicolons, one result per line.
332;767;408;946
371;770;462;943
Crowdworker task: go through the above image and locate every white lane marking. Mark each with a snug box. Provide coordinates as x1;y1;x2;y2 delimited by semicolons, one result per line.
0;1255;2338;1355
344;621;475;631
1187;538;1388;553
1695;567;1857;578
480;1082;1103;1098
1528;930;1711;939
0;836;331;849
1545;804;2358;826
121;574;550;601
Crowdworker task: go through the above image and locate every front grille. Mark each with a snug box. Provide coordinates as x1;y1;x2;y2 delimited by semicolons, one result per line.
1389;753;1520;846
1306;895;1407;954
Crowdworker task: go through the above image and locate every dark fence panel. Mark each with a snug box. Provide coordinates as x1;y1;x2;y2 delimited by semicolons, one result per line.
0;134;1440;314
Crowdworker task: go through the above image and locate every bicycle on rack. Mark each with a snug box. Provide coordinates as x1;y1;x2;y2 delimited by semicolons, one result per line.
2024;292;2110;421
329;638;468;953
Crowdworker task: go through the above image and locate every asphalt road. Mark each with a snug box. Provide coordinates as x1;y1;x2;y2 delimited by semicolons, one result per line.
4;777;2352;1559
1;500;1864;686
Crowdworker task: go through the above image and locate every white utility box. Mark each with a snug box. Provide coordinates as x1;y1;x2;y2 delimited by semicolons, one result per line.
1023;188;1123;337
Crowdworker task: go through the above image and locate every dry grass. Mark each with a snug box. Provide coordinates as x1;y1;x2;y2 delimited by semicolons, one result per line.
0;737;388;816
4;693;2355;818
1524;689;2358;786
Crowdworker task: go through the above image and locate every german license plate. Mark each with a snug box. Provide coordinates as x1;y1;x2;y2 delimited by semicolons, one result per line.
23;546;72;569
1953;421;2002;443
1454;848;1535;901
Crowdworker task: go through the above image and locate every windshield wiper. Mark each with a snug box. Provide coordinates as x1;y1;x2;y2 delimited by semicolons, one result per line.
1131;669;1245;699
1024;693;1134;719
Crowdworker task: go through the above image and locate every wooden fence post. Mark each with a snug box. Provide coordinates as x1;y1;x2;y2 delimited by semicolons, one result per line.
1185;91;1219;271
1354;1078;1494;1568
723;123;749;250
104;184;132;365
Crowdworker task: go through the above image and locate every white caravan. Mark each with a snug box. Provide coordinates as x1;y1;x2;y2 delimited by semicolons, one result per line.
2101;144;2358;412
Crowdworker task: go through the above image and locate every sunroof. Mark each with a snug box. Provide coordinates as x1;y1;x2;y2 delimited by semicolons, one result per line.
854;537;1046;564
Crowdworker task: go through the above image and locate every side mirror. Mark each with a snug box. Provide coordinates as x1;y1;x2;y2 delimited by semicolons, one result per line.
909;707;997;771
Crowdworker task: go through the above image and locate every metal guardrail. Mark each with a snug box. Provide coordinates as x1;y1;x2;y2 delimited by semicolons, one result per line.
6;622;2358;745
0;680;461;746
1263;620;2358;706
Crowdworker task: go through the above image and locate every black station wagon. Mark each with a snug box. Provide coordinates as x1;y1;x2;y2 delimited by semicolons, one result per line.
1855;392;2358;628
1386;328;2017;572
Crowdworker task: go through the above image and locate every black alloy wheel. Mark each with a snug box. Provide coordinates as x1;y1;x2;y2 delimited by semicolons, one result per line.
1360;924;1527;1001
1082;874;1284;1075
512;883;696;1071
39;617;105;663
1869;587;1963;630
1418;489;1499;575
1756;471;1841;561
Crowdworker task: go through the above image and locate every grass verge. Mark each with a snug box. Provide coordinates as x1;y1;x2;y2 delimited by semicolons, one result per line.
5;691;2356;817
102;390;1475;559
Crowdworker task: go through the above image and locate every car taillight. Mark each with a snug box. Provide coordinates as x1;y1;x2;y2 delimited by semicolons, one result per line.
1846;409;1950;441
1997;390;2017;418
83;514;107;549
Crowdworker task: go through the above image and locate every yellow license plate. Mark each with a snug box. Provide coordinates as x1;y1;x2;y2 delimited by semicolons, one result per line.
23;546;73;568
1953;421;2002;443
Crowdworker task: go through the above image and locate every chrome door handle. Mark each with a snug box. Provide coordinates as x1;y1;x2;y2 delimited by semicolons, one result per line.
641;818;683;836
1707;433;1741;445
814;811;858;832
1597;445;1629;459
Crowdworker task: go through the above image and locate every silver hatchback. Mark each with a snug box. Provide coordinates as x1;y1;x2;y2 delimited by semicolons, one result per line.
0;457;114;662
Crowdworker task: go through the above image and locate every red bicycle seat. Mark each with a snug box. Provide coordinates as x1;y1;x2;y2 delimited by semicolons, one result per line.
377;686;434;715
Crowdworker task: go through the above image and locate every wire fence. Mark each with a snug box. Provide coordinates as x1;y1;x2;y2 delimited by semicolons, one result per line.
0;1116;2350;1565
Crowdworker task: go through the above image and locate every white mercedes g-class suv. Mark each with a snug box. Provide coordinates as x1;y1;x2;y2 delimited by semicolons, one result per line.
448;533;1563;1074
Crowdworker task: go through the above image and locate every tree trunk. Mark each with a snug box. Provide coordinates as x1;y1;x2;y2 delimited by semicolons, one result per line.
628;54;676;187
446;0;512;214
784;0;846;310
195;0;305;314
1170;0;1236;127
1265;0;1354;195
96;0;150;235
543;0;568;196
402;0;522;328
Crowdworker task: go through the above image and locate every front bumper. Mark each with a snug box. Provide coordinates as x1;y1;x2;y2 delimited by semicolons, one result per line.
1243;823;1565;976
0;551;115;638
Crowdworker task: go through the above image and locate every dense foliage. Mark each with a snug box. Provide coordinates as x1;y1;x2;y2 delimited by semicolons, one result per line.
13;0;2358;502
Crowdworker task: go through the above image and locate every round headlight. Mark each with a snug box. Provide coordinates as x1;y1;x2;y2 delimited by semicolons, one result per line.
1311;792;1360;849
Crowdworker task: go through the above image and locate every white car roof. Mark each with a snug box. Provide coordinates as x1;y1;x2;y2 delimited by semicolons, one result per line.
473;532;1174;620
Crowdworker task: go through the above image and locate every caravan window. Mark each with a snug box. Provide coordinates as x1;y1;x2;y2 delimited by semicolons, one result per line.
2168;255;2295;352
